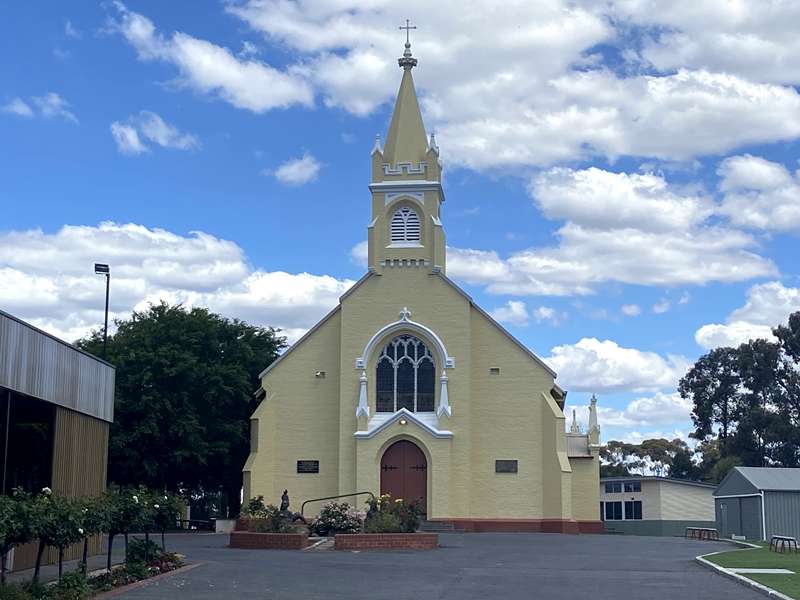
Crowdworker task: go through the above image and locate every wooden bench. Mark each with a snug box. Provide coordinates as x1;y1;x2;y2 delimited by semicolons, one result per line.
685;527;719;541
770;535;798;553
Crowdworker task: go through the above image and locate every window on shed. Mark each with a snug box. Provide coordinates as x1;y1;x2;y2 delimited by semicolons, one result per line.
390;206;421;244
604;482;622;494
605;501;623;520
624;481;641;493
625;500;642;520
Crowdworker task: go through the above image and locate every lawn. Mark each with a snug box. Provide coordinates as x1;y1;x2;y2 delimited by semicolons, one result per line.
706;543;800;599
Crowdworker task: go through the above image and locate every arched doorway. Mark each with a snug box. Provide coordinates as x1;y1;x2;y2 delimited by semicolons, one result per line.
380;440;427;514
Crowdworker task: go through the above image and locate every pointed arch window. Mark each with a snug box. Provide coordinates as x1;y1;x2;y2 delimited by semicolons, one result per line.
376;335;435;412
390;206;421;245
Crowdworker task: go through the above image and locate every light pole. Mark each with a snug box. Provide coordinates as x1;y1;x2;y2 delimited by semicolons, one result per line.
94;263;110;359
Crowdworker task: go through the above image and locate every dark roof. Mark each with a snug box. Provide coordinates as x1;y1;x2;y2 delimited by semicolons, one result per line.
722;467;800;492
601;476;715;489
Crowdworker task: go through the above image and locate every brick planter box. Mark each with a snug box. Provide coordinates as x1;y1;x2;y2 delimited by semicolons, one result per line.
334;533;438;550
229;531;309;550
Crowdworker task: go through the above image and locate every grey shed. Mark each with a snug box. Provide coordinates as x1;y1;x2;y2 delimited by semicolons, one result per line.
714;466;800;541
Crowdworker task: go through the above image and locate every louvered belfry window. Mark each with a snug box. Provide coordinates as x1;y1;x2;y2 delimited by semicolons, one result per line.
390;206;421;244
376;335;435;412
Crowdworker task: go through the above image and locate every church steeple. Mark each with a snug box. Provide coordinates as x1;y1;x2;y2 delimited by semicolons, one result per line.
382;33;428;166
367;26;446;274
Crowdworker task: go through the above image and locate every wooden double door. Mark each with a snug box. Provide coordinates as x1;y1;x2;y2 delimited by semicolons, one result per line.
380;440;427;513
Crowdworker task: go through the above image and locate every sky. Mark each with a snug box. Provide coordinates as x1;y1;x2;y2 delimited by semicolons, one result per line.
2;0;800;445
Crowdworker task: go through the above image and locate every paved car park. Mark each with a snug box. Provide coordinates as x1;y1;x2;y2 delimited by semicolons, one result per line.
104;531;765;599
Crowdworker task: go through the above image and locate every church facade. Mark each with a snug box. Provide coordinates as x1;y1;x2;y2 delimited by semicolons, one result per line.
243;41;602;533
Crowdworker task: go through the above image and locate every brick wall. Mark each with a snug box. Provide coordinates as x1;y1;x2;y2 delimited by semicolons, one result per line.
229;531;309;550
334;533;438;550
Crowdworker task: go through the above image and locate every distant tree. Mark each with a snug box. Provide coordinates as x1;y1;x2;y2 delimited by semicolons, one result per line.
77;302;286;514
601;438;702;480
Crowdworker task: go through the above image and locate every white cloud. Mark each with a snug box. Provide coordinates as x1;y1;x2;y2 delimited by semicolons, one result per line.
110;122;148;155
2;98;34;118
271;152;321;185
4;93;76;122
532;306;565;326
695;281;800;348
652;298;670;314
111;111;199;155
621;304;641;317
546;337;690;393
222;1;800;168
65;20;81;39
717;154;800;231
108;2;313;113
570;392;692;429
530;167;712;233
490;300;529;327
32;92;78;123
0;222;354;344
614;0;800;85
350;240;368;266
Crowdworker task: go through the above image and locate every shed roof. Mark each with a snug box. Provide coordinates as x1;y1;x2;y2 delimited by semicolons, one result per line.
722;467;800;493
601;476;715;489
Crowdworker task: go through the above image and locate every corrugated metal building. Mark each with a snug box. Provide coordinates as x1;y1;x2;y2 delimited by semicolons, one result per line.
0;310;115;571
600;476;715;536
714;466;800;541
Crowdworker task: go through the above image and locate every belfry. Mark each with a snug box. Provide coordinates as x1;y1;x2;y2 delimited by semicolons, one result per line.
243;34;602;532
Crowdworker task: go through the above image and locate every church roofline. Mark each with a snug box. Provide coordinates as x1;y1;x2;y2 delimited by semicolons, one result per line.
258;272;376;380
432;271;558;378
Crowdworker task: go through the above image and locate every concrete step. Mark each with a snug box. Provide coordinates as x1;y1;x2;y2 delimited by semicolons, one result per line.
419;520;457;533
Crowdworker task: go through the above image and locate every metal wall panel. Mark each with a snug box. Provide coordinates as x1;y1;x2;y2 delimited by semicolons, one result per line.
0;311;114;422
764;491;800;539
11;407;109;571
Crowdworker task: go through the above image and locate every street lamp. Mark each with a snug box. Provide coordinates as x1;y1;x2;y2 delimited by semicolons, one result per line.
94;263;110;359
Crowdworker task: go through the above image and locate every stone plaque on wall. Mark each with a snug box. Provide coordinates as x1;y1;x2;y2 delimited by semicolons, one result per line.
297;460;320;473
495;459;518;473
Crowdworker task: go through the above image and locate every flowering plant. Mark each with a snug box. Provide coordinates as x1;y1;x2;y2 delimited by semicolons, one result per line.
364;494;423;533
311;501;364;536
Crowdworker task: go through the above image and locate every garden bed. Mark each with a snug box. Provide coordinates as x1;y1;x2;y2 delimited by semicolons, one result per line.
229;531;309;550
334;533;438;550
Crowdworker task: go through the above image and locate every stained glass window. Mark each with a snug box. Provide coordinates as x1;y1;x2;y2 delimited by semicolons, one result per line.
375;335;436;412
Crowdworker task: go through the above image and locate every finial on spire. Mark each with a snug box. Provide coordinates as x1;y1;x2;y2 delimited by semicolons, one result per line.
398;19;418;70
372;133;383;154
570;408;580;433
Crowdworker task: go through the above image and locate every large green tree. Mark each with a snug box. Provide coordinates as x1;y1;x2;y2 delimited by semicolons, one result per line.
78;302;286;513
679;311;800;470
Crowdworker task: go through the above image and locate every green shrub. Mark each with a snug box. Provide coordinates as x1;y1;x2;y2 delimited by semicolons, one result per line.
245;504;295;533
47;571;90;600
363;511;402;533
363;494;423;533
0;584;34;600
126;538;163;565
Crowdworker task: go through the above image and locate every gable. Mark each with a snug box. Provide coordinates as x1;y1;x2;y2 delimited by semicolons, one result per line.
436;272;556;378
715;467;759;496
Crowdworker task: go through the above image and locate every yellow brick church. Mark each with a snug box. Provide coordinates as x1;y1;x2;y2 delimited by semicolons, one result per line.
243;39;602;533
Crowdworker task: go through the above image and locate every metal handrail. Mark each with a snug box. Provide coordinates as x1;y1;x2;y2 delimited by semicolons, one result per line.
300;491;376;517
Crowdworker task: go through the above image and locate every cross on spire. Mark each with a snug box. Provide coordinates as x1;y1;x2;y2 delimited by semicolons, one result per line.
400;19;416;45
397;19;418;70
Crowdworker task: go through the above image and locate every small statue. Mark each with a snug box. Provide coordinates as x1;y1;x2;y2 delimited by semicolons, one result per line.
280;489;290;512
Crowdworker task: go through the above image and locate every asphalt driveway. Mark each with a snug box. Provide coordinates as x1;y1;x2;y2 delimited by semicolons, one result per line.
112;532;762;600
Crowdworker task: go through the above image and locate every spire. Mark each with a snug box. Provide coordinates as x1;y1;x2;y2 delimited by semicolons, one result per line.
569;409;580;433
383;22;428;166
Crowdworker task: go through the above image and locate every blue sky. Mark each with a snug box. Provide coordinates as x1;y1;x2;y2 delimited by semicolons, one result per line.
2;1;800;445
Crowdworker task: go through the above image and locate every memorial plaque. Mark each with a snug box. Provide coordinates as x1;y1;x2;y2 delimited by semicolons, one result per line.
297;460;320;473
495;459;518;473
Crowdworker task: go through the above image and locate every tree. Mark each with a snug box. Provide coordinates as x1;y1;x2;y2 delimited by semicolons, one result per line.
679;347;740;445
31;491;85;581
601;438;699;479
0;490;34;584
680;311;800;470
78;495;110;575
78;302;286;514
